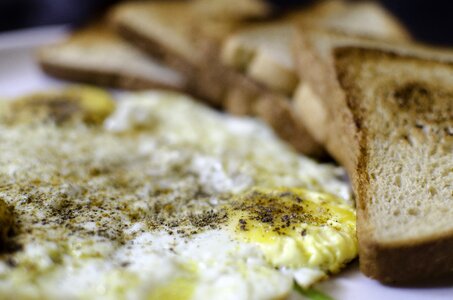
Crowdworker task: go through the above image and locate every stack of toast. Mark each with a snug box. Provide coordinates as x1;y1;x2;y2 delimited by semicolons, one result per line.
39;0;411;157
38;0;453;283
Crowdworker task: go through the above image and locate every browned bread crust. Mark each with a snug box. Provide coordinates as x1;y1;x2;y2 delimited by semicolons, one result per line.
293;28;453;173
197;53;326;156
255;94;326;157
300;45;453;283
111;1;325;156
115;20;229;107
358;228;453;283
114;20;195;84
218;0;411;158
38;24;187;91
224;71;327;157
293;30;369;173
39;61;178;91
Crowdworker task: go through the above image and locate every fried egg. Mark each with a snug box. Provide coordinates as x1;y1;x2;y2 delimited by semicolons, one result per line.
0;88;356;300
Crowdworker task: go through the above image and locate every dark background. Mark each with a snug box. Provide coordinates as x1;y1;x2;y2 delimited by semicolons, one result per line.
0;0;452;47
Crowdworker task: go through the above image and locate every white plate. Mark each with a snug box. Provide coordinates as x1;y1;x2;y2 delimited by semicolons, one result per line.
0;25;68;98
0;26;451;300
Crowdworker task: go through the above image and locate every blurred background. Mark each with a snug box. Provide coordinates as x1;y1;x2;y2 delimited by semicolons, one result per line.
0;0;452;46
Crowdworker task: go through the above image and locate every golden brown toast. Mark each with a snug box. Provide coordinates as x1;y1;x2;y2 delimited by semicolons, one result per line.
217;0;410;157
38;23;187;91
295;39;453;282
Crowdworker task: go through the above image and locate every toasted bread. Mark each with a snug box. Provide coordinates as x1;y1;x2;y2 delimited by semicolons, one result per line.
191;0;271;21
110;0;410;157
110;1;253;106
38;23;186;91
296;42;453;282
221;0;410;98
220;72;325;156
293;30;386;172
109;0;326;155
293;28;453;281
217;0;410;157
293;29;453;170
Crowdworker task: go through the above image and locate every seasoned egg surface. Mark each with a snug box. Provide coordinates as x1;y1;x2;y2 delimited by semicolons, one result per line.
0;89;355;300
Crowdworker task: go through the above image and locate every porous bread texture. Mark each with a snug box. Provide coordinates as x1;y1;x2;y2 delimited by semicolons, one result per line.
334;47;453;282
292;29;453;169
38;24;186;90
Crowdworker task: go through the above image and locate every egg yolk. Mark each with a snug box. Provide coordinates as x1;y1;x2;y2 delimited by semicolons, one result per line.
147;262;197;300
9;86;115;125
147;277;196;300
227;188;357;272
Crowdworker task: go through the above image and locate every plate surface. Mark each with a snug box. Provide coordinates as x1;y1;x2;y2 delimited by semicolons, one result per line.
0;26;452;300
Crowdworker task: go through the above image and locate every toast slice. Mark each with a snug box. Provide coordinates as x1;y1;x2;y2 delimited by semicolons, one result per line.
110;0;262;106
110;0;410;157
293;30;390;172
38;24;186;91
293;29;453;172
217;0;410;157
222;0;410;96
299;45;453;282
109;0;326;156
223;75;325;156
191;0;271;21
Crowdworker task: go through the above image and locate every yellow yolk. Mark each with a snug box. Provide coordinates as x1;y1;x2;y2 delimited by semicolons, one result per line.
147;278;196;300
8;85;115;125
0;90;355;298
227;188;357;272
64;86;116;124
147;263;197;300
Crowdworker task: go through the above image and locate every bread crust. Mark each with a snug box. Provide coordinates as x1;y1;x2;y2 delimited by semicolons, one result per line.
222;64;326;158
114;22;195;79
196;25;327;157
294;30;360;172
39;61;182;91
339;48;453;283
256;93;327;158
359;216;453;282
294;30;453;282
114;4;326;156
115;20;229;107
37;23;188;92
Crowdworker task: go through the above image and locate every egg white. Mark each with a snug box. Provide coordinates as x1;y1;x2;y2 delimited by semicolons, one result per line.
0;90;355;300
